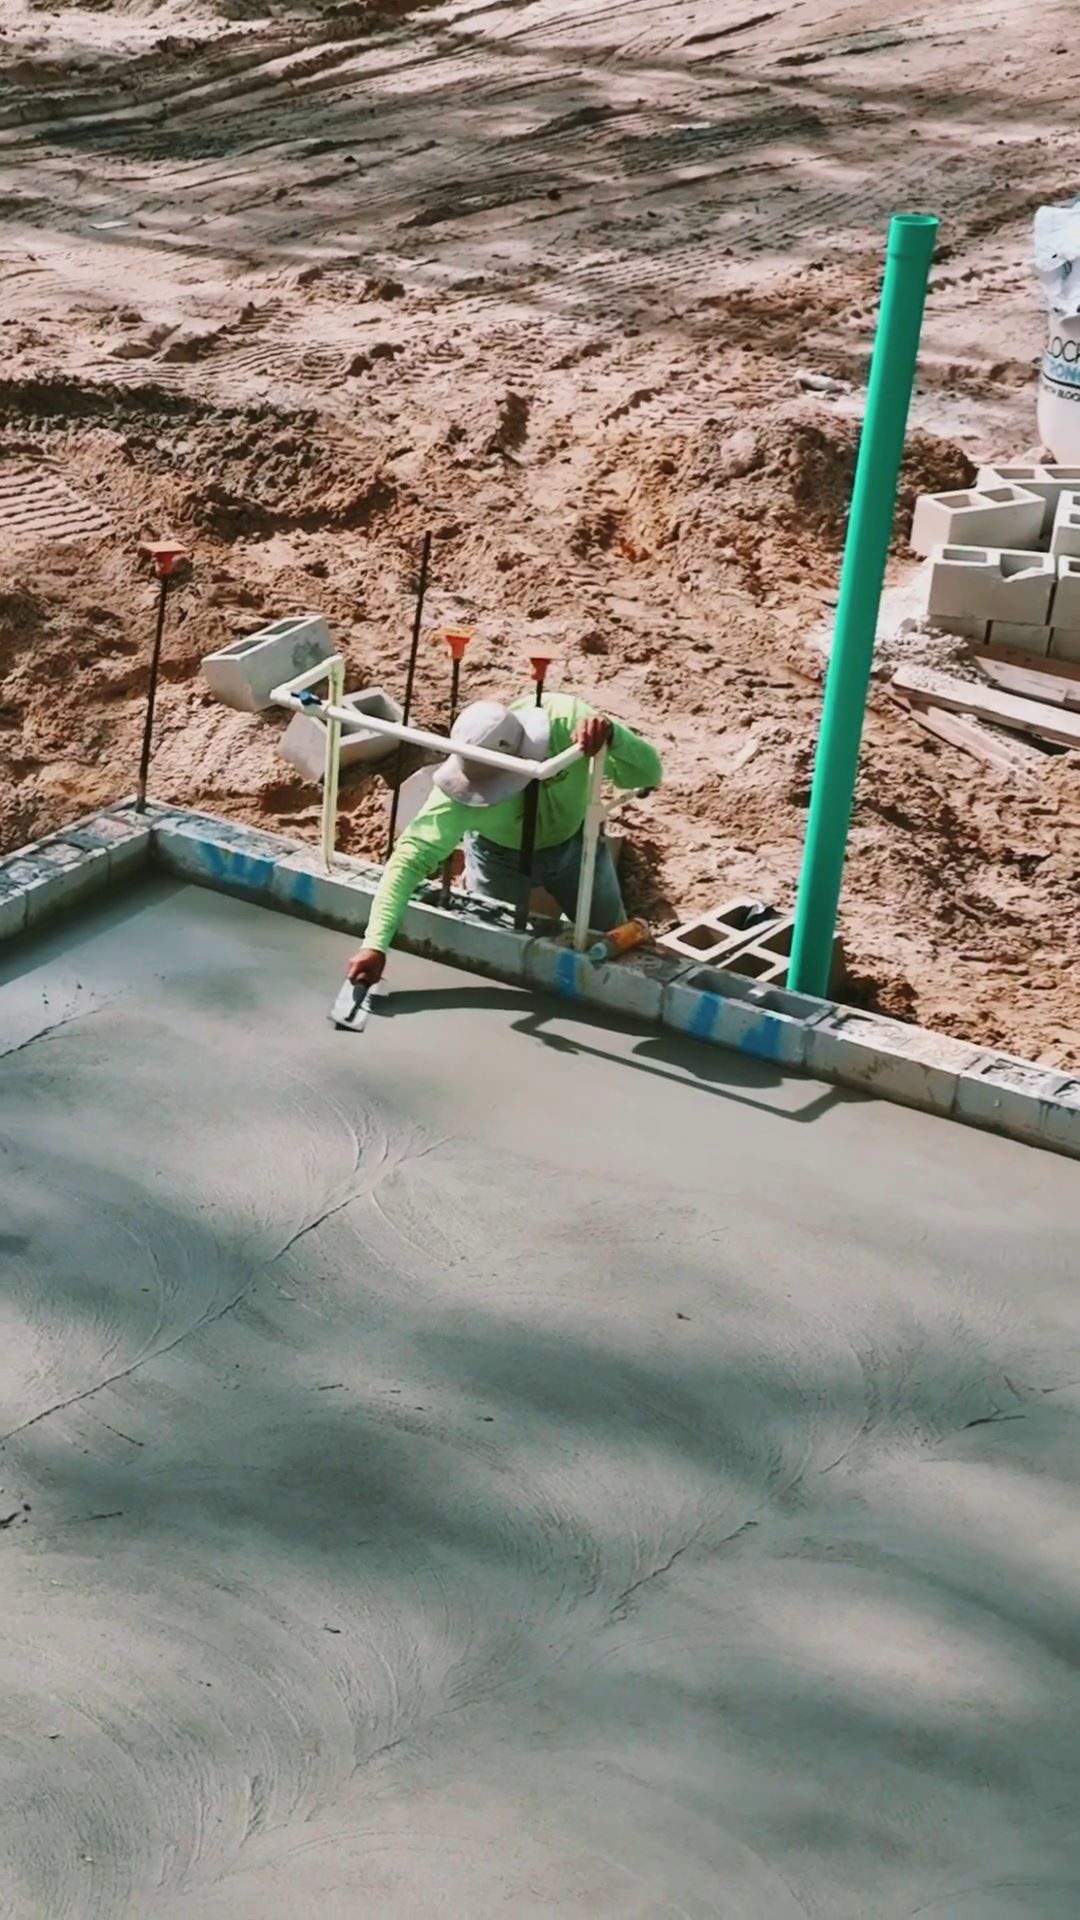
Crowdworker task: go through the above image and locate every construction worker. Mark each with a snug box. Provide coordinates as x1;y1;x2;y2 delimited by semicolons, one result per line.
346;692;662;988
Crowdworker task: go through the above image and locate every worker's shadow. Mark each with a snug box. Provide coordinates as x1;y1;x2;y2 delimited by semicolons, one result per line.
378;984;851;1125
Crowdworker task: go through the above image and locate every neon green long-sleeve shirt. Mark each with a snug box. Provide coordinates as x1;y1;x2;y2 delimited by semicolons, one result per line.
365;692;662;952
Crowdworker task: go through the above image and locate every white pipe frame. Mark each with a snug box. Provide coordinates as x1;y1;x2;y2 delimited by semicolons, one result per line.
271;654;606;945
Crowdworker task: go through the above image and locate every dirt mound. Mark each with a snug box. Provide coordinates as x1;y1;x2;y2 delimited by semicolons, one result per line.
620;406;975;595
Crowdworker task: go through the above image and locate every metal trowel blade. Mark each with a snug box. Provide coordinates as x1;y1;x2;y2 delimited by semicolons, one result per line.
328;978;387;1032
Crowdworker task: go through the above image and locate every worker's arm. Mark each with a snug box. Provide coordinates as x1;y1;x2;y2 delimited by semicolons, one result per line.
353;794;468;978
594;715;662;791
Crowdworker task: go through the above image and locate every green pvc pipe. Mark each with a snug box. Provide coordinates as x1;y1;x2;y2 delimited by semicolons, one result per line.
788;213;938;998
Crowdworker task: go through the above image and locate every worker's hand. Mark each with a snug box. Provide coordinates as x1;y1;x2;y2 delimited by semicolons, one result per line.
346;947;386;988
577;716;613;758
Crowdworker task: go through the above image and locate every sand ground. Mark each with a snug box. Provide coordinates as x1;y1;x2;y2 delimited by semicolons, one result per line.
1;0;1078;1063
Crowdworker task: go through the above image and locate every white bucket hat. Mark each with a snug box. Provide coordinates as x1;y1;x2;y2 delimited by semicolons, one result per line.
433;700;550;808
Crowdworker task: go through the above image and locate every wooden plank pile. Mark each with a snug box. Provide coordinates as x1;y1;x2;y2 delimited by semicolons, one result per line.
890;646;1080;778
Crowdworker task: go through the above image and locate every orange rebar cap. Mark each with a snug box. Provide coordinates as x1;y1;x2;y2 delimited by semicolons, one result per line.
527;652;555;681
141;541;188;579
431;626;473;661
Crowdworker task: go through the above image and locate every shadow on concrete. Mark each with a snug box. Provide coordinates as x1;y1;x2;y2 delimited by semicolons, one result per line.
373;979;852;1122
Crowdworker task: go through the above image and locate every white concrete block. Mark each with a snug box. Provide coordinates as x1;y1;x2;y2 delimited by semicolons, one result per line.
991;550;1058;623
927;546;1055;628
0;841;111;928
661;969;830;1067
1040;1078;1080;1157
658;898;783;965
911;486;1045;559
1050;628;1080;663
278;687;403;783
1051;555;1080;630
270;849;378;930
153;817;285;896
976;464;1080;537
931;614;990;642
526;936;686;1021
1050;490;1080;560
805;1010;983;1116
987;622;1052;654
62;812;154;881
0;872;28;941
399;901;534;983
202;615;332;713
955;1055;1070;1147
394;767;437;839
926;545;997;623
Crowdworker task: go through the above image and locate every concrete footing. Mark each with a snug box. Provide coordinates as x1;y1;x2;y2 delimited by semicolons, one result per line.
2;800;1078;1163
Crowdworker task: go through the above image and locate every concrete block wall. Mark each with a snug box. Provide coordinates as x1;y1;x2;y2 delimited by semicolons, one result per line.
0;804;153;941
2;801;1079;1163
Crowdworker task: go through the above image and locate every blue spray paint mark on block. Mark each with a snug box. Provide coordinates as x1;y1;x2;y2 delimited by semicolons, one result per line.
689;991;720;1041
739;1014;782;1062
554;949;581;999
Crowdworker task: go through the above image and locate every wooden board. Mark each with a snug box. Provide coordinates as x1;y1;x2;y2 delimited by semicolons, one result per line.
974;654;1080;712
894;698;1035;776
892;665;1080;750
978;641;1080;686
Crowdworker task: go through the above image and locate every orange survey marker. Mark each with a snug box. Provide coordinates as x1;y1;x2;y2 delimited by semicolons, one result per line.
141;540;187;579
432;624;473;663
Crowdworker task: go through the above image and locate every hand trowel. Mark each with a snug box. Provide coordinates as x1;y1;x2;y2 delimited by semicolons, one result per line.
328;978;389;1032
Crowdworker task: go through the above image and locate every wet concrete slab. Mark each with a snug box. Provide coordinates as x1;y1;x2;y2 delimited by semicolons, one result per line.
2;879;1079;1917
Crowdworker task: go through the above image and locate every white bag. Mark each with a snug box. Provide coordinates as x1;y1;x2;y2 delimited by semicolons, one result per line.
1035;203;1080;460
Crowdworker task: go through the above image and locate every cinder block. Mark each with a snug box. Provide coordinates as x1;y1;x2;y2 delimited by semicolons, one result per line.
1050;628;1080;663
1049;489;1080;560
911;486;1045;558
526;936;686;1021
806;1010;984;1116
1041;1078;1080;1157
722;944;788;986
278;687;403;783
658;897;783;965
955;1054;1071;1147
987;622;1052;654
398;901;534;983
153;817;284;897
927;545;997;624
703;916;842;993
662;967;832;1067
202;615;332;713
270;849;377;930
0;840;111;928
394;768;437;839
1051;555;1080;635
0;870;29;941
976;464;1080;538
60;811;154;881
927;546;1056;629
932;614;990;642
989;551;1057;623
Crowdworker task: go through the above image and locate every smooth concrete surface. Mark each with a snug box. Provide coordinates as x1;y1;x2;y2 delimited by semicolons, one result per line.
2;881;1080;1919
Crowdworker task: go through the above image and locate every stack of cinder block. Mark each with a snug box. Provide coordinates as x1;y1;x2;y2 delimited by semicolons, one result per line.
912;466;1080;663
